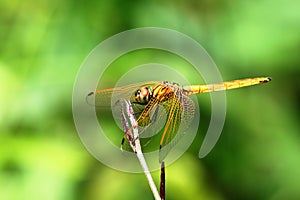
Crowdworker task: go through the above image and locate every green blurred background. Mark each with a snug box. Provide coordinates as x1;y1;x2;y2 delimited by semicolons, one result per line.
1;0;300;199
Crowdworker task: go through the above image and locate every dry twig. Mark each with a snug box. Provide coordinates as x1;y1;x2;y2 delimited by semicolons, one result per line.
121;99;161;200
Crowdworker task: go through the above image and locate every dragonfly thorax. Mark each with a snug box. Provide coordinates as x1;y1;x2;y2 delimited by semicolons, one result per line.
135;86;153;105
134;83;178;105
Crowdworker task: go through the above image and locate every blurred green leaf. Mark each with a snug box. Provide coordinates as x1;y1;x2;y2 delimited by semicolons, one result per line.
1;0;299;199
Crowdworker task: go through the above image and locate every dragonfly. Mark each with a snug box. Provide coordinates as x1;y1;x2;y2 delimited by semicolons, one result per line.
86;77;271;160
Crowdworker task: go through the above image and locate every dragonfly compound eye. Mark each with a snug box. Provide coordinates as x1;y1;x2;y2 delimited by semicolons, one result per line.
135;87;152;105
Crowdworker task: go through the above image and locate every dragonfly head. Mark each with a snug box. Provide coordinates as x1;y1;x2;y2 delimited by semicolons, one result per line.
134;86;153;105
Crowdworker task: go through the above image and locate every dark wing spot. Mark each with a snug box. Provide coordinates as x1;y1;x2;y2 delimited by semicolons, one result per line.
87;91;94;96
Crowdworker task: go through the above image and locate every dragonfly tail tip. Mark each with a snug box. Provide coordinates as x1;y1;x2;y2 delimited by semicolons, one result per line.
260;77;272;83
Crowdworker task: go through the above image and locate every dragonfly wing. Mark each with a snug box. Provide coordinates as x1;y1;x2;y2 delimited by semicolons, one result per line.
180;95;195;128
86;87;121;108
158;95;195;162
138;102;167;139
86;81;158;107
86;82;159;135
122;96;167;151
158;97;182;162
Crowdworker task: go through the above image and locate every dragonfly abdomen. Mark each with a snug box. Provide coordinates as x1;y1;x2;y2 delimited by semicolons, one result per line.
183;77;271;95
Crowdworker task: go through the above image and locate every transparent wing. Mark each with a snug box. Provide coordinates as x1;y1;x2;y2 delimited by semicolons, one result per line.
86;81;158;107
180;94;196;128
86;81;196;161
158;94;195;162
138;101;167;139
86;81;159;132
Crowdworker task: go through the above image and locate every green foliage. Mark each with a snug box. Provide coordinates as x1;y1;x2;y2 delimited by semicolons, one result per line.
1;0;299;199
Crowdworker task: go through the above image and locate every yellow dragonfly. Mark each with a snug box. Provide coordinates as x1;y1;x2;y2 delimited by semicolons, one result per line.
87;77;271;159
